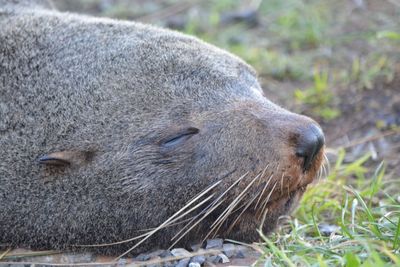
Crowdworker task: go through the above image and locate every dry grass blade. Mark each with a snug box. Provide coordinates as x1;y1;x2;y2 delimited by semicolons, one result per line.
0;250;60;259
338;129;399;150
0;248;11;260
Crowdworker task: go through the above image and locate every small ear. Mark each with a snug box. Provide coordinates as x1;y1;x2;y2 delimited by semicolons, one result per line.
38;150;94;166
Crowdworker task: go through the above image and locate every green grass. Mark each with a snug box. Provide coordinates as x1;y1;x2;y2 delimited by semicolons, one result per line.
176;0;399;103
349;55;395;90
255;150;400;266
294;69;340;121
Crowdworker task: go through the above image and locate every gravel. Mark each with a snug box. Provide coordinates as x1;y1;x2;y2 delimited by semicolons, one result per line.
2;240;261;267
205;239;223;249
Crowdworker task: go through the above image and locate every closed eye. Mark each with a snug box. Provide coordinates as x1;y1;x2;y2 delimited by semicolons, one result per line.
161;127;200;148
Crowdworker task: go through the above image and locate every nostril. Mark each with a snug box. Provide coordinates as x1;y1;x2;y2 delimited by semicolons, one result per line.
295;124;325;172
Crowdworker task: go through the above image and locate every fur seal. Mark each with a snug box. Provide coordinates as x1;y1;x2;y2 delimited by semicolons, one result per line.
0;0;325;255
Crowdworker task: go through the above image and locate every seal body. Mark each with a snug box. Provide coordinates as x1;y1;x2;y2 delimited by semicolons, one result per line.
0;0;324;254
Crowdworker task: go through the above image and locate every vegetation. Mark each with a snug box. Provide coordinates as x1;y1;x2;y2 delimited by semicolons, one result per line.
257;151;400;266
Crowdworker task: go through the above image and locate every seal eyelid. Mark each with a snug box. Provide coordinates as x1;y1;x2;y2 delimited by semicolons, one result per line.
162;127;200;148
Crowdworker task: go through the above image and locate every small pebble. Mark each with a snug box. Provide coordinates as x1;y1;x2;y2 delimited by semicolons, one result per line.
318;223;341;236
236;250;245;259
218;253;230;263
222;243;236;258
236;245;250;253
159;250;173;258
147;249;167;258
117;258;127;266
163;261;178;267
190;255;206;265
190;243;202;252
135;253;151;261
205;238;223;249
175;258;190;267
208;254;229;264
171;248;191;257
208;255;222;264
188;263;201;267
60;253;94;263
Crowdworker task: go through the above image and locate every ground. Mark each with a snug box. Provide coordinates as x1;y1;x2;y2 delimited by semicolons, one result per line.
1;0;399;266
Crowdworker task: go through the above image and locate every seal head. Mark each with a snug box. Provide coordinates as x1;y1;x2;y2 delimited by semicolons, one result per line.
0;0;324;254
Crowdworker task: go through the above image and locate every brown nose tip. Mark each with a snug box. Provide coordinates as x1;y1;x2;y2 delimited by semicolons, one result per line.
295;124;325;172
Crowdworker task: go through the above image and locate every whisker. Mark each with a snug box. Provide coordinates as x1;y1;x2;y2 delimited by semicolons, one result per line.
88;194;216;248
77;232;147;248
206;172;262;239
169;194;217;241
323;153;330;175
165;193;217;235
115;180;222;259
168;199;225;249
319;165;324;180
258;181;277;219
207;172;249;209
320;163;326;180
254;173;273;210
259;207;269;231
205;192;248;240
210;190;250;238
226;188;260;234
170;172;250;243
209;173;260;229
256;164;269;187
287;177;290;198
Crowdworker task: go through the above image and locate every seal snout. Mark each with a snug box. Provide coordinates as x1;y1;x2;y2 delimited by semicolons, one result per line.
295;124;325;172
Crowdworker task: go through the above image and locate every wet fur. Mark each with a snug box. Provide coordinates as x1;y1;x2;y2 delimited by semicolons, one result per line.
0;0;323;255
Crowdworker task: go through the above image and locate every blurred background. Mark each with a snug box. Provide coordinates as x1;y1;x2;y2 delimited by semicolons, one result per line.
51;0;400;176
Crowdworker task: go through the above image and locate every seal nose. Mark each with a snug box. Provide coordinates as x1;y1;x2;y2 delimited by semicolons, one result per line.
295;124;325;172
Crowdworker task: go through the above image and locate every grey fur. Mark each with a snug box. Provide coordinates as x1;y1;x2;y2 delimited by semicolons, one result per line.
0;0;323;254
